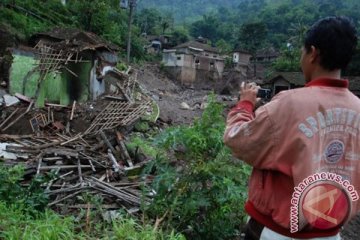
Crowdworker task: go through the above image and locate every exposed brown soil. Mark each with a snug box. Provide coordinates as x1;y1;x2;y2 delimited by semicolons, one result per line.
136;63;235;125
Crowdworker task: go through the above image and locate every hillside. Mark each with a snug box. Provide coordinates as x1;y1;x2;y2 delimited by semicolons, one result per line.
137;0;240;22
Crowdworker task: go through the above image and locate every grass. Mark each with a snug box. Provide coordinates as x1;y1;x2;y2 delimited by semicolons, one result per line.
0;202;85;240
0;200;186;240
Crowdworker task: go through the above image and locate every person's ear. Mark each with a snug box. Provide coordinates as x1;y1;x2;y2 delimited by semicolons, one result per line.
309;46;319;63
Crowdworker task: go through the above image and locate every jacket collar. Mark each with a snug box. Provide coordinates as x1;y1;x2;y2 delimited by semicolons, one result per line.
305;77;349;88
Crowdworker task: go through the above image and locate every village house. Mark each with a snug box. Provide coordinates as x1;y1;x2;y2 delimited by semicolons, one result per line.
252;47;280;62
5;28;119;107
162;38;224;88
262;72;360;98
262;72;305;96
232;49;252;77
145;35;171;54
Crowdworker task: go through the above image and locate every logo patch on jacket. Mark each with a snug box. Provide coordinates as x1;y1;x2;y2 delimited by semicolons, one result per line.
325;140;344;164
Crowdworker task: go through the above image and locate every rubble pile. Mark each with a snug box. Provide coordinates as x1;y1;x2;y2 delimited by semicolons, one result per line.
0;71;154;214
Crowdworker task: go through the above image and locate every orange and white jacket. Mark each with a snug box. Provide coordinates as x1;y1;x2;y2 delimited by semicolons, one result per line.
224;77;360;238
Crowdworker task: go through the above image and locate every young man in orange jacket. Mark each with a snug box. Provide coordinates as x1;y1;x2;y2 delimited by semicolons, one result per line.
224;16;359;239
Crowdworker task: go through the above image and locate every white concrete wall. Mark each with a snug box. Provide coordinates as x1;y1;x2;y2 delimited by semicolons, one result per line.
233;52;239;63
89;60;105;100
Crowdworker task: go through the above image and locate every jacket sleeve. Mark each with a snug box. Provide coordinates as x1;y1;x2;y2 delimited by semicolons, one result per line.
223;100;277;169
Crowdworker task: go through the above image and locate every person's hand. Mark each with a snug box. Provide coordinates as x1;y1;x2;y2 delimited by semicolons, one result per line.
239;82;261;105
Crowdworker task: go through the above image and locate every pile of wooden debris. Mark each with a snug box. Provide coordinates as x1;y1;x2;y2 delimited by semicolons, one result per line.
0;70;155;215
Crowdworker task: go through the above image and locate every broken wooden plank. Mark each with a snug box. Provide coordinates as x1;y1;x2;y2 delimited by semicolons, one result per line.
116;131;133;167
116;82;132;102
39;165;93;170
0;108;19;129
48;190;83;206
1;101;33;131
107;149;122;173
48;183;82;195
77;158;83;183
104;95;126;101
0;134;33;140
5;145;40;154
100;131;117;154
14;93;32;103
60;133;82;146
70;101;76;121
45;103;69;108
56;203;120;209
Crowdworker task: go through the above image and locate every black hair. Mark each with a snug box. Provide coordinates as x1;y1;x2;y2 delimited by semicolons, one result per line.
304;16;358;70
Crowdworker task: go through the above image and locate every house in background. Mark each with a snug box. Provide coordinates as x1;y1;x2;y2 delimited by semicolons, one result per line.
261;72;304;96
145;35;171;54
232;49;252;77
6;28;119;106
253;47;280;62
162;38;224;88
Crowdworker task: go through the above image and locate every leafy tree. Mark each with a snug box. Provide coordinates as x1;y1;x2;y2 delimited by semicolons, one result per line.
216;39;232;55
67;0;110;33
190;13;220;43
170;27;189;46
238;21;268;54
135;8;162;35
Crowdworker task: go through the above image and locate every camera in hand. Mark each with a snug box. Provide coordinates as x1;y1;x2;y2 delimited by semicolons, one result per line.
257;88;271;99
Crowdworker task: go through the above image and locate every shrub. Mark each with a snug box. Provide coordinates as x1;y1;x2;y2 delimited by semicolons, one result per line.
143;94;251;240
0;164;50;214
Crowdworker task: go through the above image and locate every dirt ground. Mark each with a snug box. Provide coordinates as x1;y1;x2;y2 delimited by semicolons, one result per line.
136;63;235;125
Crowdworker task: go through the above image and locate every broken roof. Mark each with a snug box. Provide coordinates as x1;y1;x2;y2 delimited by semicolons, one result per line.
29;27;119;52
173;41;219;53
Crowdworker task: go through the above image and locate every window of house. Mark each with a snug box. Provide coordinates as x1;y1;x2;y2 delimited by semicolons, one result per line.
177;56;181;60
213;55;217;58
205;53;209;56
210;62;215;68
195;59;200;64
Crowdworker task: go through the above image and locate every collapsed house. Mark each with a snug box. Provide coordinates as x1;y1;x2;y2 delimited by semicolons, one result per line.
162;38;225;88
0;28;156;214
5;28;120;107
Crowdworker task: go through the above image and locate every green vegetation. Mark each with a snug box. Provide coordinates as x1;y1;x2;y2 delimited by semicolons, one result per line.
136;95;251;239
0;164;50;214
112;216;185;240
0;0;147;61
3;0;360;70
0;203;85;240
139;0;360;72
